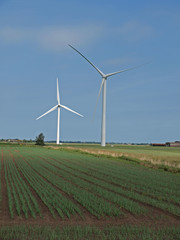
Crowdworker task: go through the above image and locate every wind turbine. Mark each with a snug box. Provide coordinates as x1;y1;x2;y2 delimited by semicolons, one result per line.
69;44;139;147
36;78;83;144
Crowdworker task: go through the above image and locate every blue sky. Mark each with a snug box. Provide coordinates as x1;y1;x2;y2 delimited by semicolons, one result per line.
0;0;179;143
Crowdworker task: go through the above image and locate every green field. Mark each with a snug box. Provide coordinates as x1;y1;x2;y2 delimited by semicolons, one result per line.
0;144;179;239
55;143;180;171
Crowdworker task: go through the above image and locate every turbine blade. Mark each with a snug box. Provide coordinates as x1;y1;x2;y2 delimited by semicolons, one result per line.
36;105;58;120
60;104;84;117
57;77;60;105
105;67;135;78
69;44;104;77
105;63;147;78
93;78;105;120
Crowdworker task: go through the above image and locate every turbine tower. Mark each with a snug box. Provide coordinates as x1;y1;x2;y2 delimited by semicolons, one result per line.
36;78;83;144
69;45;137;147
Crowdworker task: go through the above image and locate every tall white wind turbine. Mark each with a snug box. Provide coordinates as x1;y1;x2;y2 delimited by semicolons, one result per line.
69;44;139;147
36;78;83;144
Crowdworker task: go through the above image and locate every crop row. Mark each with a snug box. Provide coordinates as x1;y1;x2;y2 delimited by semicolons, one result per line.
10;146;180;218
47;154;180;206
32;155;147;215
0;225;180;240
12;152;82;219
28;147;180;191
33;154;180;217
3;149;41;218
58;150;180;189
21;147;180;216
16;153;124;218
0;149;2;204
39;149;180;201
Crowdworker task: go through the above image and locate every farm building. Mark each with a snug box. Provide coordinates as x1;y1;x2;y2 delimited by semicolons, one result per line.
165;141;180;147
151;143;166;146
151;141;180;147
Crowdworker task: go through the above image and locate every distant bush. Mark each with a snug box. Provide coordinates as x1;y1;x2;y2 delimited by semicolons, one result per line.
35;133;45;146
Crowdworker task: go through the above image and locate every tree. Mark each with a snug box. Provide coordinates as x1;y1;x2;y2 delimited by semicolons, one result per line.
35;133;45;146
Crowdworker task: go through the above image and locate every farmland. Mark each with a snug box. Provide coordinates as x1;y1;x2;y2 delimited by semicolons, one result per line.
0;144;180;239
56;143;180;171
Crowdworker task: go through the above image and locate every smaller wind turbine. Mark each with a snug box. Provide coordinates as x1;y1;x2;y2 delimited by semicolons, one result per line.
36;78;83;144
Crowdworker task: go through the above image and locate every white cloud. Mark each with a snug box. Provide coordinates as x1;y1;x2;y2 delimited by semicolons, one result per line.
0;21;153;52
0;25;104;51
115;21;153;41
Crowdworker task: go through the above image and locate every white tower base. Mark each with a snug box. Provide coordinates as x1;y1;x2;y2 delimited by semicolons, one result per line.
56;106;60;144
101;78;106;147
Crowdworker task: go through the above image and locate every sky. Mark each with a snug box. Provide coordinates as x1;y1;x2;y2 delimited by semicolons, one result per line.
0;0;179;143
